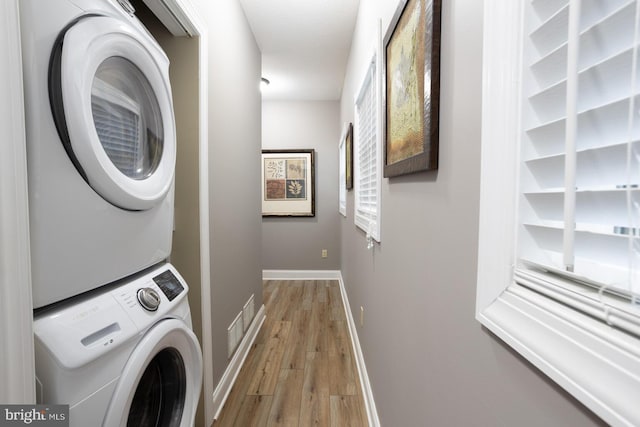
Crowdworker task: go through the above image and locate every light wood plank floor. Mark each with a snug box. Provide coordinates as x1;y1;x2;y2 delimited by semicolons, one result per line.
213;280;368;427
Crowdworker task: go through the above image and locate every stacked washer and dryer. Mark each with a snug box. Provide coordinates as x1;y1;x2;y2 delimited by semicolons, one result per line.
20;0;202;425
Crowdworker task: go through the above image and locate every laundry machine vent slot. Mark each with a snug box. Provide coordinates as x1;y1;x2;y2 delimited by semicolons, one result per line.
242;294;255;332
81;322;121;347
227;312;243;359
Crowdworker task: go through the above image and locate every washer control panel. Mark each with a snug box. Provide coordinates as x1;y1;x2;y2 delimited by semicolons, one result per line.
111;264;188;329
152;269;185;301
33;263;190;369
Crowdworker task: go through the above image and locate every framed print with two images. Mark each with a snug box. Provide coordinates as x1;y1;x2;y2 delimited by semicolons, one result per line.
262;149;315;217
383;0;442;177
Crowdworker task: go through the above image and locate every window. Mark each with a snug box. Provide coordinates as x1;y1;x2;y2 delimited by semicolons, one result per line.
339;123;348;217
354;50;382;245
91;57;164;180
520;0;640;296
477;1;640;425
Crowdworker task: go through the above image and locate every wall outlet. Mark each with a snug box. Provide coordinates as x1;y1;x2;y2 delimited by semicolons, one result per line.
322;249;328;258
360;306;364;327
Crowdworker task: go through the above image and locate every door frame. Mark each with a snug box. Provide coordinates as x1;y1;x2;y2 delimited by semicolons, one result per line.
0;0;36;404
143;0;214;423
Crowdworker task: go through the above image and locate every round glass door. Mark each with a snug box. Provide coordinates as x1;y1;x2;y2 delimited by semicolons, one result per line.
52;15;176;211
101;319;202;427
91;57;163;181
127;348;185;427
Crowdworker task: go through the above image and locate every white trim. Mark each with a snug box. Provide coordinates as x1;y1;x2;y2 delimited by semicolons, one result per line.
197;33;214;427
477;1;640;426
150;0;213;422
212;304;266;421
479;285;640;427
181;3;214;425
141;0;199;37
0;0;36;404
336;272;380;427
475;0;522;314
262;269;342;280
374;19;383;244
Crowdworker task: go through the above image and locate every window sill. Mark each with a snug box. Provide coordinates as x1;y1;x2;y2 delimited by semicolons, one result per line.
479;284;640;426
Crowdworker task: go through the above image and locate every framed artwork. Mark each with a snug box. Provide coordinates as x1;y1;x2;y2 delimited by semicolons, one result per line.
345;122;354;190
262;149;315;217
383;0;442;177
339;123;349;216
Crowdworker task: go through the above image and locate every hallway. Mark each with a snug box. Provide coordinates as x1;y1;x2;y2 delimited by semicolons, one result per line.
214;280;368;426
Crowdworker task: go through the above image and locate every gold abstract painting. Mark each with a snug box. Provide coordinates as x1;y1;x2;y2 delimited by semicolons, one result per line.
384;0;441;177
386;0;425;165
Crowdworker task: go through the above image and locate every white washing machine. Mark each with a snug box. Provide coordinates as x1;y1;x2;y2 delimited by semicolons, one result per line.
20;0;177;308
34;263;202;427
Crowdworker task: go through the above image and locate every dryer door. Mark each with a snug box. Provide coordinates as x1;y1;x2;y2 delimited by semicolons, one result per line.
103;319;202;427
49;15;176;211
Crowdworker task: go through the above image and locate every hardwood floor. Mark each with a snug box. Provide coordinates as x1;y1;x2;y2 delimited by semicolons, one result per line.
213;280;368;426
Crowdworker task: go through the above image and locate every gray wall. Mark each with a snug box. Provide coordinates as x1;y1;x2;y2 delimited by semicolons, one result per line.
262;101;341;270
339;0;604;425
164;36;202;355
194;0;264;389
140;1;263;424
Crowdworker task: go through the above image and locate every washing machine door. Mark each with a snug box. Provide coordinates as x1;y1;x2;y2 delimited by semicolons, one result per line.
103;319;202;427
49;15;176;211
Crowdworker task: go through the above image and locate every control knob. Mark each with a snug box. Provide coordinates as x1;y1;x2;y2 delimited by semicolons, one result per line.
137;287;161;311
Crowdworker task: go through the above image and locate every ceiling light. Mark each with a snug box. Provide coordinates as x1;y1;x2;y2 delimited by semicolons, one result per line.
260;77;270;91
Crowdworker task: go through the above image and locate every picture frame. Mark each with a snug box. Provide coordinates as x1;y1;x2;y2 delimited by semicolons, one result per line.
339;123;350;216
345;122;354;190
262;149;315;217
383;0;442;177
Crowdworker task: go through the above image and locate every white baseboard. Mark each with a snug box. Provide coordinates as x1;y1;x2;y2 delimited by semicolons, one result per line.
336;273;381;427
211;304;266;421
262;269;342;280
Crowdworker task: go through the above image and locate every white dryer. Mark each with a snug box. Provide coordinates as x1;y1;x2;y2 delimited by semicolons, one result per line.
34;263;202;427
20;0;177;308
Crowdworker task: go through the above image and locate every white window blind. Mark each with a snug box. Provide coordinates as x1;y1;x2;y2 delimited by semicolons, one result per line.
92;78;143;177
518;0;640;323
354;56;381;244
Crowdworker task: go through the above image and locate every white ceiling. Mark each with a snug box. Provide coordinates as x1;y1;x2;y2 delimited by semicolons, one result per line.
239;0;360;101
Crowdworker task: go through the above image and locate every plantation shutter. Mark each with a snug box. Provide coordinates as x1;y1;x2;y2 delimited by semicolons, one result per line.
518;0;640;332
354;56;380;243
